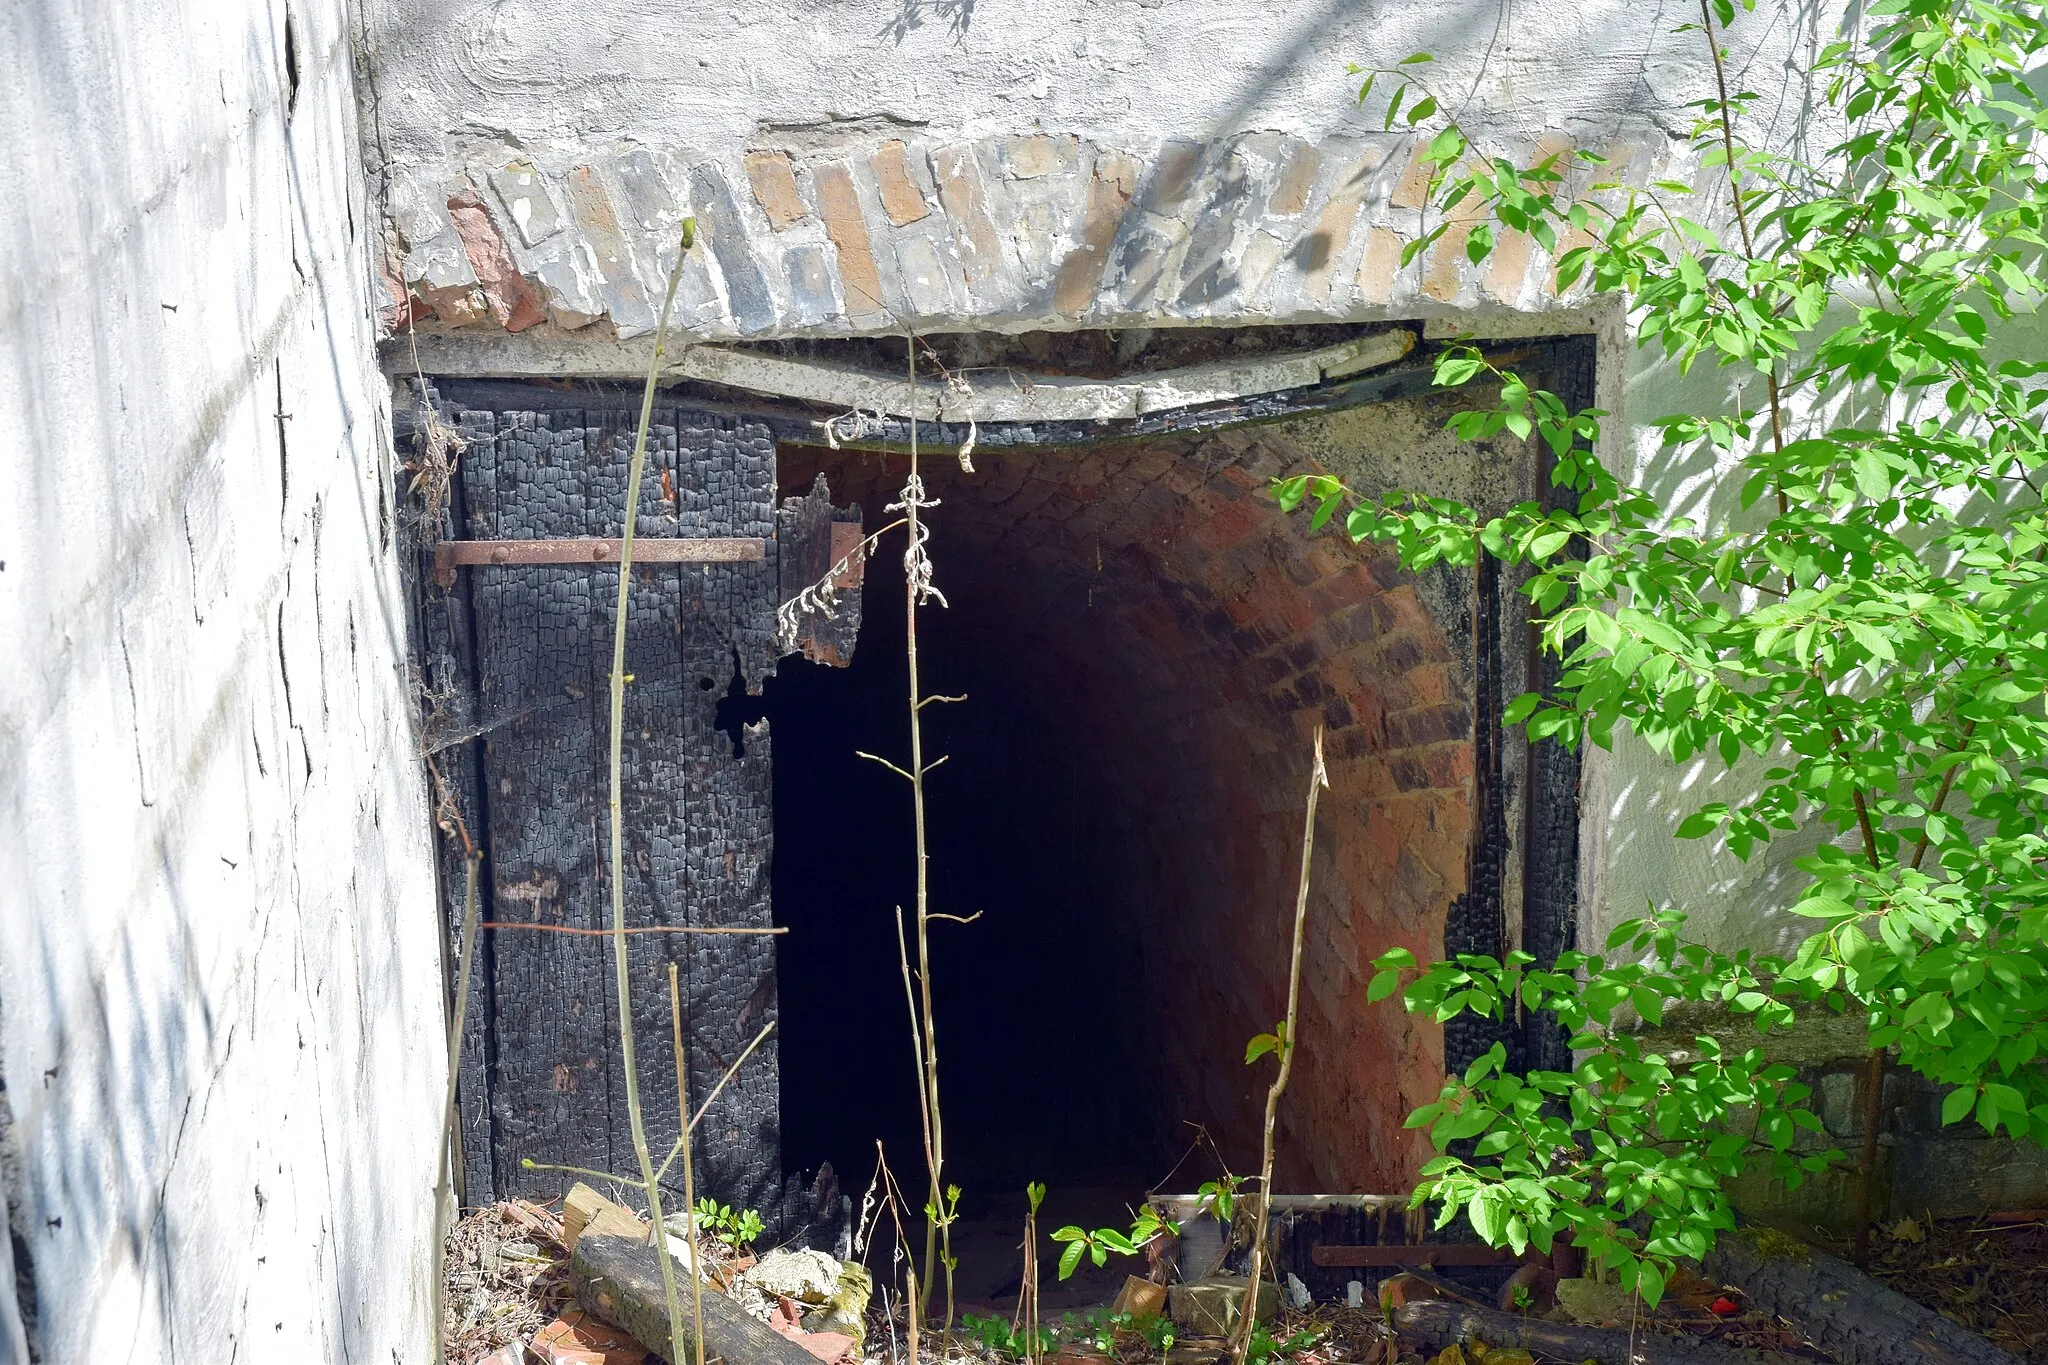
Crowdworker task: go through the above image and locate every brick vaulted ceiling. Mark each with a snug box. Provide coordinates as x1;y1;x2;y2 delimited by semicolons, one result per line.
781;427;1469;1193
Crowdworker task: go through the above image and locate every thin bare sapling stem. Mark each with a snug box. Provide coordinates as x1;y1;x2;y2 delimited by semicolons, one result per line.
861;331;963;1331
521;1017;776;1187
1014;1183;1044;1365
606;217;698;1365
432;849;482;1365
911;336;962;1337
906;1266;922;1365
894;906;939;1311
1231;726;1329;1365
668;965;708;1365
654;1020;776;1185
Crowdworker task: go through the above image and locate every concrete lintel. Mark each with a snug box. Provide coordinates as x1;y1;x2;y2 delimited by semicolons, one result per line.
384;328;1416;421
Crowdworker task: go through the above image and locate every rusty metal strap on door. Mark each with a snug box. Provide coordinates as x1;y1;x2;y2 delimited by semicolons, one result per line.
433;536;766;588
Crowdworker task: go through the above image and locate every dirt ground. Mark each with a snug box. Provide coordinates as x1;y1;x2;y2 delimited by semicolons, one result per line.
1820;1216;2048;1363
440;1195;2041;1365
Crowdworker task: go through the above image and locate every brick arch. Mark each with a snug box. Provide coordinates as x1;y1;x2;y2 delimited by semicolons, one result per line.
783;437;1469;1194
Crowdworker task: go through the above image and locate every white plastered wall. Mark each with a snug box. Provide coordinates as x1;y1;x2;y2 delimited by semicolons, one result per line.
0;3;441;1362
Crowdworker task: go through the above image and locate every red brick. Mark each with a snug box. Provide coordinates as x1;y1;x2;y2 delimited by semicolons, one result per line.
446;190;546;332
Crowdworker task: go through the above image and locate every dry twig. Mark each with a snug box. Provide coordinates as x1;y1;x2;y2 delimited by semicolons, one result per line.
669;965;708;1365
434;851;482;1364
1232;726;1329;1365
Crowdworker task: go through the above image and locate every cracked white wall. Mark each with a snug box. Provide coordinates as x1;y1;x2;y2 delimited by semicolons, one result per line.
1;3;441;1363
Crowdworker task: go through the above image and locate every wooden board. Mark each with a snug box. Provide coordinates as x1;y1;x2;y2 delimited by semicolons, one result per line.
573;1232;825;1365
424;386;860;1220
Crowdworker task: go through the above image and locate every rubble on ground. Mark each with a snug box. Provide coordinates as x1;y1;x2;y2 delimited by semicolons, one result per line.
440;1200;576;1365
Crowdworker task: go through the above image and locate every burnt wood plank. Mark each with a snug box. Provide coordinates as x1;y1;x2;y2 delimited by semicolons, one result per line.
465;404;622;1192
776;473;863;668
600;407;700;1205
432;383;863;1223
1706;1231;2024;1365
667;411;784;1217
1519;336;1590;1078
1393;1302;1802;1365
573;1232;824;1365
1310;1245;1521;1268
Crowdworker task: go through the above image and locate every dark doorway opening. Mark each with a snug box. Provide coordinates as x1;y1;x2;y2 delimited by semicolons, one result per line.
767;541;1156;1201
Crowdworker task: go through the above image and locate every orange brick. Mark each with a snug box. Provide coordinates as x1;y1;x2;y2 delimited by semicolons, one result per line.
1483;227;1535;303
1053;151;1136;316
811;162;889;323
1268;140;1322;216
1356;225;1404;306
1390;135;1440;209
1422;219;1475;301
744;150;806;230
870;139;932;225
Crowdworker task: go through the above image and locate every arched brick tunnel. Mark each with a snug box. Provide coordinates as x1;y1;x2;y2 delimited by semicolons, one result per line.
767;430;1473;1203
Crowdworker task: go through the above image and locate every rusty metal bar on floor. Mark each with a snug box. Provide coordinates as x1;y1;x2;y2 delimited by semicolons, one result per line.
432;536;766;588
1310;1244;1523;1268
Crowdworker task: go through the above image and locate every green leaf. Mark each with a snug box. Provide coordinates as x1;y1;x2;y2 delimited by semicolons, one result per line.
1437;353;1486;386
1465;223;1493;265
1942;1085;1979;1127
1852;451;1891;501
1846;621;1895;662
1789;897;1855;920
1058;1240;1086;1281
1631;986;1665;1028
1367;969;1403;1003
1245;1033;1281;1065
1637;1260;1667;1310
1675;809;1721;839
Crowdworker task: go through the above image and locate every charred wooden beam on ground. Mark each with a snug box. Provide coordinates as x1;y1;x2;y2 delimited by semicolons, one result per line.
1393;1301;1802;1365
1706;1230;2025;1365
572;1233;823;1365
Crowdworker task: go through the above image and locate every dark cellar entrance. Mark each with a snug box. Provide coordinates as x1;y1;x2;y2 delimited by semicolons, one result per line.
417;332;1589;1281
757;383;1542;1297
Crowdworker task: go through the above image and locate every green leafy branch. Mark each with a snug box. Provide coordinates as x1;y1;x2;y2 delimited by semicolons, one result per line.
1273;0;2048;1297
1048;1205;1178;1281
1367;919;1839;1304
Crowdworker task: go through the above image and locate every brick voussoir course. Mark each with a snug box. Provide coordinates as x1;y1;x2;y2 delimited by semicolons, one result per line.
386;128;1649;338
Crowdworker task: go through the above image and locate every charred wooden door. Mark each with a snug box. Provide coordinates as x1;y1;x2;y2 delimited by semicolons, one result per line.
417;382;858;1218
